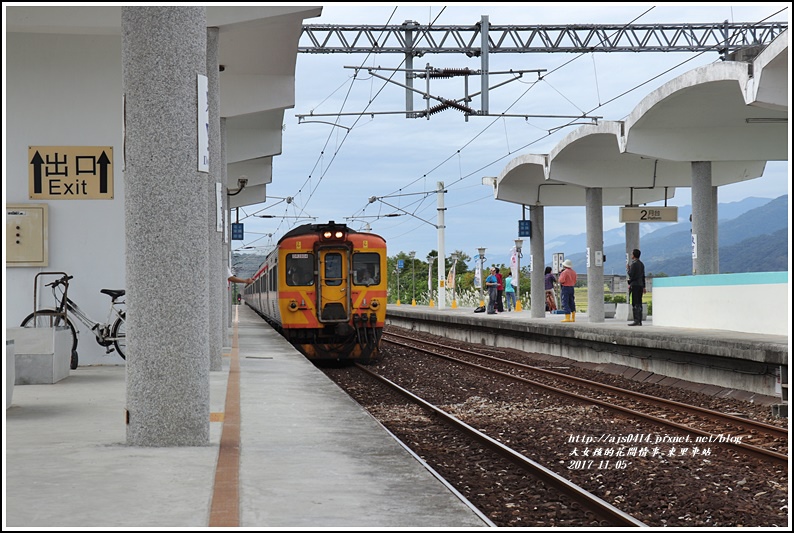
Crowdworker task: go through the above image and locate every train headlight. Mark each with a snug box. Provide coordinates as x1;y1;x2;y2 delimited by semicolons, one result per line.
321;225;346;241
369;299;380;310
288;300;299;311
321;229;344;239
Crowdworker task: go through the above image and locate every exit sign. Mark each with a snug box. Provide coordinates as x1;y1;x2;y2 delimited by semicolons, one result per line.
29;146;114;200
619;206;678;223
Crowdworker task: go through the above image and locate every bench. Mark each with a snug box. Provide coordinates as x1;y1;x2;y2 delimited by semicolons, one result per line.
7;326;72;385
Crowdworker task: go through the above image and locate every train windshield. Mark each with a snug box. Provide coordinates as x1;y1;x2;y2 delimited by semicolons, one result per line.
286;253;315;286
323;253;343;286
353;253;380;286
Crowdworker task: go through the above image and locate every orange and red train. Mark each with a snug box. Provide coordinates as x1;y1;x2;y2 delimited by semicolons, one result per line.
243;221;387;364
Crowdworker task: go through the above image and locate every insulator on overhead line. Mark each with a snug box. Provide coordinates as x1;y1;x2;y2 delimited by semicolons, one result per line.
427;67;474;78
426;102;451;116
441;68;473;76
428;70;453;79
442;99;474;114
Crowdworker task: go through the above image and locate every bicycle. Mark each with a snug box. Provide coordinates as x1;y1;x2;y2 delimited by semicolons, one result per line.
20;272;126;370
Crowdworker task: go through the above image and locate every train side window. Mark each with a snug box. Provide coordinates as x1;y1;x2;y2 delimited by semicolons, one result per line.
352;252;380;286
286;253;315;286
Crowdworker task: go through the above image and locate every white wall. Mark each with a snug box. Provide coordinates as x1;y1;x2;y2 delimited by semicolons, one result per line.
6;32;126;365
652;272;789;336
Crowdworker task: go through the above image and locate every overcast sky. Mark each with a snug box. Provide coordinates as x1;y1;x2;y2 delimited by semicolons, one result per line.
236;3;791;268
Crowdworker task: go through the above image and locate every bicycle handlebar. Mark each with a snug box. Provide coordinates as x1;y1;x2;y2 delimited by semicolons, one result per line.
46;275;73;288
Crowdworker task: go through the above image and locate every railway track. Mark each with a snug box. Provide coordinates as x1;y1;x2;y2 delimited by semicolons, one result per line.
321;328;789;527
353;363;647;527
382;331;789;465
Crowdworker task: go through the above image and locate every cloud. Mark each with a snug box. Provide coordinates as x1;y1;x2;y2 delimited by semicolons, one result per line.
238;4;791;268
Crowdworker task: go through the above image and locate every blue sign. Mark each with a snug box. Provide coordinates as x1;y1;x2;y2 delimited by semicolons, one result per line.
398;259;404;270
231;223;244;240
518;219;531;237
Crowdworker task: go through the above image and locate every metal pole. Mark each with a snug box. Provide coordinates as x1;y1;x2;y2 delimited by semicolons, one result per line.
514;239;523;312
481;15;489;115
404;20;416;118
409;250;416;306
396;264;401;305
437;181;446;309
478;247;486;307
450;252;458;309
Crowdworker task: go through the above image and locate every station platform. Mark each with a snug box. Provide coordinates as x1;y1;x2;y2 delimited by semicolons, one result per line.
386;304;789;404
4;305;492;529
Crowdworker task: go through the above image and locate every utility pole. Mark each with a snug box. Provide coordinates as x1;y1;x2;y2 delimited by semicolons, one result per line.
437;181;446;309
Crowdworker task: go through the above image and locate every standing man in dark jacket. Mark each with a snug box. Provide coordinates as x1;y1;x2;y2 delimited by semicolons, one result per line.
627;249;646;326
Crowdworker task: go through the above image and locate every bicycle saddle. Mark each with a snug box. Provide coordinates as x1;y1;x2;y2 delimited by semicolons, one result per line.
101;289;126;299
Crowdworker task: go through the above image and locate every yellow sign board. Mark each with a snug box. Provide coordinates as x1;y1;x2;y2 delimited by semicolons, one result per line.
29;146;114;200
619;206;678;223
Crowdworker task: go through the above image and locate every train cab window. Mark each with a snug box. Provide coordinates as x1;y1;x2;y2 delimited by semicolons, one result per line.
352;253;380;286
324;253;343;286
286;253;314;286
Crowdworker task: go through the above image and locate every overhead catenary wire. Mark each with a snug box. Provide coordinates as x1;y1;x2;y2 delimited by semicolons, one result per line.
362;5;781;233
237;7;450;248
349;7;663;230
239;6;786;252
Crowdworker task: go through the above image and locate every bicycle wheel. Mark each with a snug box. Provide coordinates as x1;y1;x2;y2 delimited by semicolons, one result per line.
111;311;126;360
20;309;79;370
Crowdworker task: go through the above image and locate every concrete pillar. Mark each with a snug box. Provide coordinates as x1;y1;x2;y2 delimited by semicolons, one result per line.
529;205;545;319
712;185;719;273
122;6;210;446
586;188;604;322
624;221;640;300
207;27;223;372
691;161;717;275
221;118;231;341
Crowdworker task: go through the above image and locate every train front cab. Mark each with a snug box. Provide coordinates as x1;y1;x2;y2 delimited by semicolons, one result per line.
280;225;386;363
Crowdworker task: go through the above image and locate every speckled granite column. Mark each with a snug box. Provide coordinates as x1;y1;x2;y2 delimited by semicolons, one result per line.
122;7;210;446
221;118;231;342
586;187;604;322
691;161;717;275
207;27;223;372
529;205;545;319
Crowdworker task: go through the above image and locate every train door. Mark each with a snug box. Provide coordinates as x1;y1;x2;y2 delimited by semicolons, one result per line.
317;249;350;322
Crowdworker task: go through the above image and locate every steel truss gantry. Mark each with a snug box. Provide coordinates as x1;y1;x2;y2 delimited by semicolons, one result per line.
299;21;787;57
296;18;787;122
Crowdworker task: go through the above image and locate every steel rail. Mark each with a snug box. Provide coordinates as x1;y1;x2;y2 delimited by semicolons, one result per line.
383;333;788;466
384;331;788;439
355;363;649;528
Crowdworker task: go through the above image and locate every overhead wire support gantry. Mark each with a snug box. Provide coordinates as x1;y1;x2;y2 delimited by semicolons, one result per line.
295;64;602;122
299;21;787;57
297;17;786;123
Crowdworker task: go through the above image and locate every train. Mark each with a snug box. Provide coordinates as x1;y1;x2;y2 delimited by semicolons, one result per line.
243;221;388;364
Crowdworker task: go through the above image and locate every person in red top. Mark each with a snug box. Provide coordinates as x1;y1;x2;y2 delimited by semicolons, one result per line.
495;267;505;312
558;259;577;322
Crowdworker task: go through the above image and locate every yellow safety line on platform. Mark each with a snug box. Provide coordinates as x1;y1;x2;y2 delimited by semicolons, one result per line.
209;306;241;527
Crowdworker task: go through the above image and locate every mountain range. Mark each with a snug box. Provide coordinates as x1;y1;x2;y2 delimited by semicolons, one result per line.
556;195;788;276
233;195;789;279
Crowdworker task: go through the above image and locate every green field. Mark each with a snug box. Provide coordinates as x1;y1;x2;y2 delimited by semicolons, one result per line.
570;287;652;313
